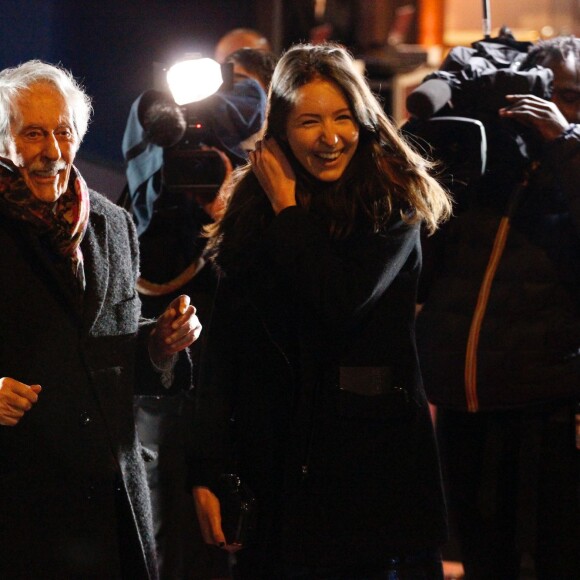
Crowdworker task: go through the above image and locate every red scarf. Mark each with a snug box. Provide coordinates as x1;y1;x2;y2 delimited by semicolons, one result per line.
0;159;90;290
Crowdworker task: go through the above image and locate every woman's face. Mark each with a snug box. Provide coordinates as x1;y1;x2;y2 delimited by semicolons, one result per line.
285;77;359;182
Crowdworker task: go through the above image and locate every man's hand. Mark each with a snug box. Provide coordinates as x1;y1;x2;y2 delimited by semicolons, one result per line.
192;486;242;553
499;94;570;141
148;295;202;367
0;377;42;426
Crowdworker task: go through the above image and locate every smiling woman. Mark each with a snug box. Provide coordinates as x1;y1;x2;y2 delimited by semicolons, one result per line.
189;43;453;578
284;77;359;183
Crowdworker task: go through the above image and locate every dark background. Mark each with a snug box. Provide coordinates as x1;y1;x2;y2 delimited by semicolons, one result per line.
0;0;256;169
0;0;416;197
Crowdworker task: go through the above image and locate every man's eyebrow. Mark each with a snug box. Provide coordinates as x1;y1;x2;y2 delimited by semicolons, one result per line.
19;121;72;130
18;123;44;131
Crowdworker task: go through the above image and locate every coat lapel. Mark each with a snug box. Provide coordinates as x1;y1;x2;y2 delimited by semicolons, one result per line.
81;210;109;334
6;219;83;323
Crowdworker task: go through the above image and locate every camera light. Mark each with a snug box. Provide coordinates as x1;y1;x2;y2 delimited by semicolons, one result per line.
167;57;223;105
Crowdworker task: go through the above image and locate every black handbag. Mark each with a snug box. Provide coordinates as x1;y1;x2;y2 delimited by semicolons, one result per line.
216;473;257;545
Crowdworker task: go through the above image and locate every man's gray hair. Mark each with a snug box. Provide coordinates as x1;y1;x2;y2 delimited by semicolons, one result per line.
0;60;93;153
522;35;580;69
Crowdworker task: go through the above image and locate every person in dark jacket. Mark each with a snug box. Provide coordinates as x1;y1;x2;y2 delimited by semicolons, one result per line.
0;60;201;579
190;43;452;578
122;74;267;236
416;36;580;579
214;28;272;66
122;50;272;580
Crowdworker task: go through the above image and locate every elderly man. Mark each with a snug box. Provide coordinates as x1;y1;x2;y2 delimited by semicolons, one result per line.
0;60;201;579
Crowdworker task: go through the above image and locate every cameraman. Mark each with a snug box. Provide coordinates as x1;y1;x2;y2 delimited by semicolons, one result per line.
121;54;269;579
416;36;580;579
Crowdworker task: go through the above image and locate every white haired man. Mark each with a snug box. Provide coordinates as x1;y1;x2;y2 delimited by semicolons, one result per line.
0;60;202;579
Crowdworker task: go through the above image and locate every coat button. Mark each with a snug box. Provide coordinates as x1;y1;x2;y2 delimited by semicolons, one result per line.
79;411;92;426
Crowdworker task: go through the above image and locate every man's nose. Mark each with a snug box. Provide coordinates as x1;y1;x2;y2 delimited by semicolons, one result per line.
42;133;62;160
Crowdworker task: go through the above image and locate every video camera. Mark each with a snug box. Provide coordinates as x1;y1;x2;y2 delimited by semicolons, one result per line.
143;60;237;205
403;34;553;201
162;98;234;204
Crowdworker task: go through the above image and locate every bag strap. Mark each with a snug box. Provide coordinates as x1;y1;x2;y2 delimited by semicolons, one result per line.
464;161;540;412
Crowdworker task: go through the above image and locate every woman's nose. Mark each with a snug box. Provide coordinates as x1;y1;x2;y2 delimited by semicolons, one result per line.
320;123;339;146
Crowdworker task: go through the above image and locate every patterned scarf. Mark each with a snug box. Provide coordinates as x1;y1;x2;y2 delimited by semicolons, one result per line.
0;158;90;291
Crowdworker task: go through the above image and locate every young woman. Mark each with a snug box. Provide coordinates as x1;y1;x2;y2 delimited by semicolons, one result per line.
190;43;452;579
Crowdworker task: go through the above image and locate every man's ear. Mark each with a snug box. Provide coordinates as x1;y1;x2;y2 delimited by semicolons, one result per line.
1;138;19;166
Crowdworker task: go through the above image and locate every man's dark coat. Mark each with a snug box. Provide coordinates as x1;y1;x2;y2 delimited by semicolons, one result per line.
0;190;159;579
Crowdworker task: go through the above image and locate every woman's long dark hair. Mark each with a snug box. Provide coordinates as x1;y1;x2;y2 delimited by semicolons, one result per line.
208;43;451;276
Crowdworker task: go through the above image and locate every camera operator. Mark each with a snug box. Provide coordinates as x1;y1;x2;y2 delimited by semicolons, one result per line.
121;51;270;579
224;47;278;155
214;27;271;65
416;35;580;579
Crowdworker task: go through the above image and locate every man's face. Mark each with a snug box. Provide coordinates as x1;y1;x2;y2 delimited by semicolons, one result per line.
6;82;78;202
548;54;580;124
232;63;266;90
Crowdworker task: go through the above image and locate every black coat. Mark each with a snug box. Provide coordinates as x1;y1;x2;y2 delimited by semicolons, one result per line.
191;207;447;571
0;191;160;579
417;124;580;411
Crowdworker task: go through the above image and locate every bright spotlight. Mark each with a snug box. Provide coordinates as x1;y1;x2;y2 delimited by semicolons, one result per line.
166;57;223;105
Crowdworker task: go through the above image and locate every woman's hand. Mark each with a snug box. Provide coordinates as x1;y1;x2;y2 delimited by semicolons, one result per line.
192;486;242;553
250;137;297;214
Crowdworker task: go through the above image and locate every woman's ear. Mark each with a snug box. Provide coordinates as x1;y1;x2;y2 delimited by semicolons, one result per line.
263;131;286;142
276;136;293;157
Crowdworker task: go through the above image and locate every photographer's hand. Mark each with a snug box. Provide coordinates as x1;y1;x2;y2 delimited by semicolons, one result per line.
250;137;297;214
500;94;570;142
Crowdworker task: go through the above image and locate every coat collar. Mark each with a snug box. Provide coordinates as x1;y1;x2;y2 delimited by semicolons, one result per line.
12;199;111;334
81;206;109;334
